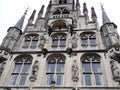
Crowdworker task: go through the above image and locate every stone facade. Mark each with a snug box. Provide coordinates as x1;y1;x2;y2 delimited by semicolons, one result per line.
0;0;120;90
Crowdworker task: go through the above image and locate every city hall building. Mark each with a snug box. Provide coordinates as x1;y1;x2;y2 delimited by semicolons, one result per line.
0;0;120;90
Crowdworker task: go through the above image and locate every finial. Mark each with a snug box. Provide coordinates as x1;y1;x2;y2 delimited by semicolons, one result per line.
24;7;30;15
83;2;88;13
100;3;104;11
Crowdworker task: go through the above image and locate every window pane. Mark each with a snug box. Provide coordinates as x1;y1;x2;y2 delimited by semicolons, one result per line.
46;75;53;85
22;63;31;73
13;64;22;73
47;64;55;72
95;75;103;86
31;40;38;47
82;46;88;50
60;38;66;45
57;75;63;85
19;76;27;85
84;75;92;86
9;75;18;85
52;47;57;51
82;63;91;72
90;39;96;45
52;37;58;46
92;63;101;72
81;39;88;45
24;40;30;46
57;64;64;73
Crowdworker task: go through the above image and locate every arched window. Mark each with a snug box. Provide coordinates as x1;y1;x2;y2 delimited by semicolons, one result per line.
9;55;32;86
81;54;103;86
51;33;67;51
80;32;97;50
23;34;39;49
46;54;65;85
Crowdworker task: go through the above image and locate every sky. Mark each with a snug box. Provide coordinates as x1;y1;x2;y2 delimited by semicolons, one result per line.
0;0;120;44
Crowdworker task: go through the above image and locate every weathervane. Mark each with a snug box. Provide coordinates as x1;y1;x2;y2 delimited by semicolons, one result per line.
100;2;104;10
24;6;31;15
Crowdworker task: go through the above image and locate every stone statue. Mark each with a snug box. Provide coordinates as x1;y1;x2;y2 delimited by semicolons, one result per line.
32;60;39;76
39;35;46;48
72;60;79;82
0;62;6;76
72;34;78;48
110;60;120;81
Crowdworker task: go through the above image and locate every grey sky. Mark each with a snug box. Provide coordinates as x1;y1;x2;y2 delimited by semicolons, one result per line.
0;0;119;44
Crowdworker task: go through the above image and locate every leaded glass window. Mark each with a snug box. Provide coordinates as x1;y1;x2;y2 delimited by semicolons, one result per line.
46;55;65;86
9;55;32;86
81;54;103;86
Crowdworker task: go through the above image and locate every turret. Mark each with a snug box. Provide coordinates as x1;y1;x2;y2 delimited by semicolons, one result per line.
0;10;26;61
100;5;119;49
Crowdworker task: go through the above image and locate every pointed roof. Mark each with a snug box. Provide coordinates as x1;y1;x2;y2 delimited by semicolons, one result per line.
83;3;88;13
38;5;45;15
29;10;36;21
14;9;28;30
76;0;80;7
101;5;110;24
91;7;97;17
14;14;25;30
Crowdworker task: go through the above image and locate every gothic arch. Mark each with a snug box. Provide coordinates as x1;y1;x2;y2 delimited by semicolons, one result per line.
81;53;101;62
14;54;33;62
50;20;69;30
46;54;66;62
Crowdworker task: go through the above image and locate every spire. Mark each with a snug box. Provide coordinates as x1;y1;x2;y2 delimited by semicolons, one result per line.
83;3;88;13
91;7;97;18
91;7;97;22
76;0;80;7
101;4;110;24
38;5;45;18
14;9;28;30
28;10;36;24
29;10;36;21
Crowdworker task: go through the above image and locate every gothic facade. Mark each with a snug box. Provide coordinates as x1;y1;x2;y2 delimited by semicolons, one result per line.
0;0;120;90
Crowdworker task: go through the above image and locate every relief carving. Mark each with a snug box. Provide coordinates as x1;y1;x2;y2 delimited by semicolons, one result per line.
72;60;79;82
0;61;6;77
110;60;120;81
30;60;39;82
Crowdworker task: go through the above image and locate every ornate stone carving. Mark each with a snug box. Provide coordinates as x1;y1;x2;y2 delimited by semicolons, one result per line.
30;60;39;82
110;60;120;81
39;35;46;48
72;60;79;82
72;34;78;49
0;61;6;77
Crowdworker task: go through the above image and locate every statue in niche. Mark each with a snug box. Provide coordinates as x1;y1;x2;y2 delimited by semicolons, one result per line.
39;35;46;48
32;60;39;76
72;60;79;82
0;62;6;77
72;34;78;49
110;60;120;81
